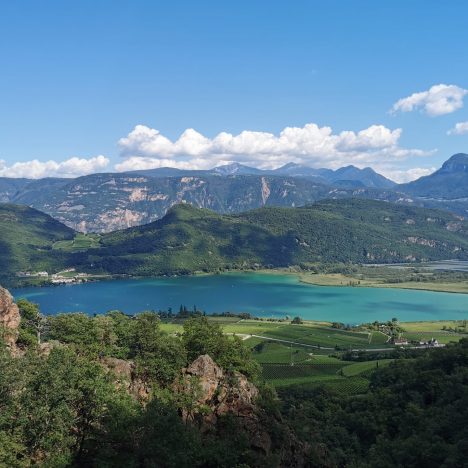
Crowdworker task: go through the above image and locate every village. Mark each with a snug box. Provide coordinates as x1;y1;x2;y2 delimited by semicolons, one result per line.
16;268;92;285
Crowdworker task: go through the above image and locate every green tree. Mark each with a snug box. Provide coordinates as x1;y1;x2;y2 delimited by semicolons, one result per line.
131;312;187;385
16;299;42;349
182;317;260;379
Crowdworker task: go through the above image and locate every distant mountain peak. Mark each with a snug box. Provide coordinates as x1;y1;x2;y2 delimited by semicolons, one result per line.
331;165;396;189
278;162;303;169
399;153;468;199
440;153;468;173
213;162;261;175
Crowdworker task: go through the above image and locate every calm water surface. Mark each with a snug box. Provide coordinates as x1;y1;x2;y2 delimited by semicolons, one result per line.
12;272;468;323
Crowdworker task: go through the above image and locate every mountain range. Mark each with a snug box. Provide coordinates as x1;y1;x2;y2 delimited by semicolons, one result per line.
0;154;466;233
131;161;397;189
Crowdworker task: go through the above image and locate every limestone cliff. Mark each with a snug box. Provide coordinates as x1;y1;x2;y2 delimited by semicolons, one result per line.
0;286;20;352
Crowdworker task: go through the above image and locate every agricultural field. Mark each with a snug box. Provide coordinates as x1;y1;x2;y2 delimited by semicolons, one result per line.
158;316;466;392
400;320;467;344
249;337;393;391
53;233;101;252
223;320;389;350
294;266;468;294
341;359;393;377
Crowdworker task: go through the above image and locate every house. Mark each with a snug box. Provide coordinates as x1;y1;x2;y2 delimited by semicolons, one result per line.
419;338;442;347
391;337;409;346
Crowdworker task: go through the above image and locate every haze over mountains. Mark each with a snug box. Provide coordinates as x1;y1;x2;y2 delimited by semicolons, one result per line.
0;154;466;233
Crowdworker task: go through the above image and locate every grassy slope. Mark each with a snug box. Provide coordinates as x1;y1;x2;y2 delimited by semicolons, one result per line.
70;199;468;276
0;203;75;279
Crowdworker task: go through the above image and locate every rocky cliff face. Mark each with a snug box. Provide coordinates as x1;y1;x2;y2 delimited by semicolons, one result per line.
175;354;271;453
174;354;307;465
1;172;409;233
0;287;21;352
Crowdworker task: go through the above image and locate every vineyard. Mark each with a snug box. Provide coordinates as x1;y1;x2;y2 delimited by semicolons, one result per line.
157;317;464;395
253;340;391;393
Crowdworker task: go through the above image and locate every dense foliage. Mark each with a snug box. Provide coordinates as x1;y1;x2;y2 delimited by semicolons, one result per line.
0;304;277;466
280;338;468;467
1;299;468;466
3;199;468;284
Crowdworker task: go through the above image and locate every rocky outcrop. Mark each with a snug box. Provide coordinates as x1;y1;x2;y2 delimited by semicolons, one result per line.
174;355;308;465
100;357;150;401
0;287;21;352
175;355;270;453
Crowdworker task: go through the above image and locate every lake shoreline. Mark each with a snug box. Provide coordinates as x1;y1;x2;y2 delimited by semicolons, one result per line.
12;271;468;322
8;265;468;295
248;268;468;295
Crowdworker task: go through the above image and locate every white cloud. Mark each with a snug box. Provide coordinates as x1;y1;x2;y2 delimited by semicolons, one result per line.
384;167;436;184
0;155;109;179
447;121;468;135
391;84;468;117
116;123;431;176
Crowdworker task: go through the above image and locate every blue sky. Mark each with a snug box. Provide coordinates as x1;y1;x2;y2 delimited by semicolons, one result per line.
0;0;467;181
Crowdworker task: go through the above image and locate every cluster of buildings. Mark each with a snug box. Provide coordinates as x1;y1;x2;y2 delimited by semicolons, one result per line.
50;271;90;285
17;269;91;285
391;336;442;348
16;271;49;278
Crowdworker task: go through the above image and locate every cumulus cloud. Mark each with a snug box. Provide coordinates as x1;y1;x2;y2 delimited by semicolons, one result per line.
116;123;430;176
447;121;468;135
0;155;110;179
385;167;436;183
391;84;468;117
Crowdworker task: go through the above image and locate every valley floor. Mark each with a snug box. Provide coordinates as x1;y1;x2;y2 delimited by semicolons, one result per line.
160;316;467;392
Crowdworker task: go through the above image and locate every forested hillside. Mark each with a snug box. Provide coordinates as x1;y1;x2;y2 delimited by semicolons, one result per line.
0;204;74;281
71;199;468;276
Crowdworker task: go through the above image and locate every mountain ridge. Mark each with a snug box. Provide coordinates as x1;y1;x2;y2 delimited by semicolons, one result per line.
0;153;467;233
2;199;468;283
70;199;468;276
399;153;468;199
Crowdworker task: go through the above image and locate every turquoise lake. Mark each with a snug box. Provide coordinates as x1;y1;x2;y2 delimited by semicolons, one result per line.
12;272;468;323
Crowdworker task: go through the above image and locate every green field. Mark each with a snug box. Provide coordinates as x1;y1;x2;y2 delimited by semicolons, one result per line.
251;342;312;364
161;316;466;392
400;320;467;344
53;233;101;252
341;359;393;377
223;320;388;349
